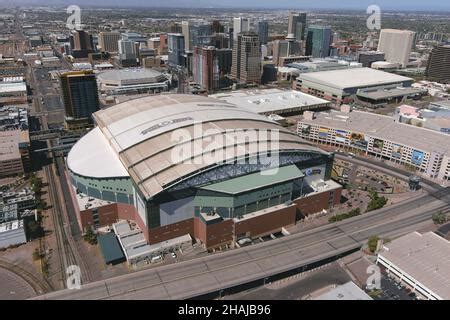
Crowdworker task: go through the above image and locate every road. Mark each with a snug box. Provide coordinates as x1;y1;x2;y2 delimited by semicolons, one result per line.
34;182;450;299
224;262;352;300
24;34;89;288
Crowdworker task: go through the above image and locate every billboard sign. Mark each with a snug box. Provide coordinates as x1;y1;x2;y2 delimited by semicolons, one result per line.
318;127;329;138
391;144;403;159
335;130;348;143
349;132;368;149
411;150;424;165
372;138;384;153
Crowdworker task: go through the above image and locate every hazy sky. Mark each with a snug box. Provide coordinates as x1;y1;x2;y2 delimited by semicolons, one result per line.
6;0;450;11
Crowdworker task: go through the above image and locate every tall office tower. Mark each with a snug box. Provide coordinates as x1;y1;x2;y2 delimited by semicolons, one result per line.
212;20;224;33
288;12;307;41
426;45;450;83
167;33;185;68
357;50;385;67
228;27;234;49
233;17;251;40
117;39;137;67
182;21;212;51
121;32;147;45
98;31;121;53
305;25;332;58
168;22;183;34
70;29;94;58
231;32;261;84
272;38;301;66
60;71;99;130
272;40;289;66
377;29;415;68
193;46;232;92
159;34;168;55
256;21;269;45
210;33;229;49
118;39;136;59
181;21;192;51
193;24;213;48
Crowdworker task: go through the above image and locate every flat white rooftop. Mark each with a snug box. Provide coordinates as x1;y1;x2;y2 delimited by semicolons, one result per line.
378;231;450;300
299;68;412;90
210;89;329;115
0;82;27;94
97;68;165;83
74;190;112;211
0;219;23;233
315;281;372;300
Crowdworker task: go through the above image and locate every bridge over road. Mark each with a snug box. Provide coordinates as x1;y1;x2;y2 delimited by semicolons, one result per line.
34;188;449;300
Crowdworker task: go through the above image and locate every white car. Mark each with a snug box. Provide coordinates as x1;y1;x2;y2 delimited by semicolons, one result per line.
170;252;177;259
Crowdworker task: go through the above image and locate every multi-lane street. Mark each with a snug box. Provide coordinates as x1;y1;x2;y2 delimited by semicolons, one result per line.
34;177;449;299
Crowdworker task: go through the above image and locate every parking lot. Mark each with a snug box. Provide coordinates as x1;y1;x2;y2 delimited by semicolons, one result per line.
370;273;418;300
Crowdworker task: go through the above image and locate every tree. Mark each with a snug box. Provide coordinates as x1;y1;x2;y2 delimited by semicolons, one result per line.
368;235;379;254
329;208;361;223
366;189;387;212
27;220;44;239
83;227;97;245
432;211;447;225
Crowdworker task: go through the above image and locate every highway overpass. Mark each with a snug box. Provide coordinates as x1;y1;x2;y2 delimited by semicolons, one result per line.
34;186;450;300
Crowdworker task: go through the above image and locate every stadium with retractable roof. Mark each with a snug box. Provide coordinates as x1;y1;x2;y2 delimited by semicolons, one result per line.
67;94;342;251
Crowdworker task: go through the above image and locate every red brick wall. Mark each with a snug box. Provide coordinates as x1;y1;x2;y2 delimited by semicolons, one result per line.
234;205;297;239
117;203;137;221
193;217;207;243
133;210;149;243
147;218;195;244
196;218;233;248
293;187;342;216
333;188;343;206
79;203;118;231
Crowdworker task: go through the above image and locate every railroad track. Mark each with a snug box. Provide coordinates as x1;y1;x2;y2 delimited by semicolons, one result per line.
0;258;53;295
45;158;93;287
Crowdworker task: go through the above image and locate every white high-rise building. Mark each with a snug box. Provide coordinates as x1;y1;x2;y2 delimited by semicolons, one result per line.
233;17;251;40
377;29;415;68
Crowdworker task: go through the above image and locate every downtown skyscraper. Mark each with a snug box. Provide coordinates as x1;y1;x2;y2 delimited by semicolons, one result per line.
60;70;100;130
305;26;332;58
377;29;415;68
231;32;261;84
288;12;307;41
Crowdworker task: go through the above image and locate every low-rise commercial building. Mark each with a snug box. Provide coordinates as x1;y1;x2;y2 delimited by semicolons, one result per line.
287;58;362;74
0;81;27;105
295;68;414;105
377;231;450;300
97;68;169;96
297;109;450;182
0;129;30;177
